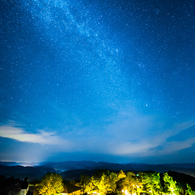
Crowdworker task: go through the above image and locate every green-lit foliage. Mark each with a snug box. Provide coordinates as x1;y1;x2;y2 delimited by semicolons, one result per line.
186;183;195;195
79;170;195;195
176;182;184;195
163;172;178;195
38;172;64;195
142;172;162;195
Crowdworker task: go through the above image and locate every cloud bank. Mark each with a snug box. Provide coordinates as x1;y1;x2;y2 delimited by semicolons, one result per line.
0;124;70;146
104;112;195;156
1;113;195;163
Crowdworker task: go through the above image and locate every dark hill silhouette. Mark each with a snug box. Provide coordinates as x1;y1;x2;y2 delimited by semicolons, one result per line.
40;161;195;177
0;161;195;181
0;165;55;181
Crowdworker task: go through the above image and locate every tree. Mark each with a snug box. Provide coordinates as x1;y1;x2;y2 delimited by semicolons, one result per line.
135;172;144;195
38;172;64;195
91;170;118;195
163;172;178;195
185;184;195;195
107;172;118;192
80;175;95;194
142;172;162;195
117;170;126;180
92;172;109;195
118;172;137;194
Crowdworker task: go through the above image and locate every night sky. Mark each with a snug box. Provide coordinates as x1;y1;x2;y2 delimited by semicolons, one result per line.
1;0;195;164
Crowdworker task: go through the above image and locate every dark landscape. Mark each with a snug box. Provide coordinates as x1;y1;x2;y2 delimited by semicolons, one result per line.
1;161;195;181
1;161;195;195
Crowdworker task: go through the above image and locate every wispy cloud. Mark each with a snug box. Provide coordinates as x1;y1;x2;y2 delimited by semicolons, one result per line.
104;111;195;156
1;114;195;162
155;137;195;155
0;124;70;146
60;112;195;158
0;122;76;163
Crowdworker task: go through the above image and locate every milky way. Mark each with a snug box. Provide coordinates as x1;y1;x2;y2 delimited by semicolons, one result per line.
1;0;195;163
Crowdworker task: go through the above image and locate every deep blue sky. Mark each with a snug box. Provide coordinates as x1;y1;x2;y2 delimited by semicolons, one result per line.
1;0;195;164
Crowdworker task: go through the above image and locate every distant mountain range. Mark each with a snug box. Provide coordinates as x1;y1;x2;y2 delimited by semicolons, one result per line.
0;161;195;181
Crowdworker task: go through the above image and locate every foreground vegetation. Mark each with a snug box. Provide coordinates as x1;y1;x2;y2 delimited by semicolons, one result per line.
36;172;64;195
77;170;195;195
35;170;195;195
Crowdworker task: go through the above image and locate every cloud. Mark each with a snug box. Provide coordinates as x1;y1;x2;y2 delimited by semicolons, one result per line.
113;141;155;155
1;114;195;162
0;123;76;163
104;111;195;156
155;137;195;155
0;124;70;146
64;112;195;158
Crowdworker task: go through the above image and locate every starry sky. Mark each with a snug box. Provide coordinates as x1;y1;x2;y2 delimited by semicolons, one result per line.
1;0;195;164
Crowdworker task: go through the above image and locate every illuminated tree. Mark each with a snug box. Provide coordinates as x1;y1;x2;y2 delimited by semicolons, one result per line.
163;172;178;195
91;170;118;195
176;183;184;195
117;170;126;180
78;170;195;195
185;183;195;195
80;175;95;194
135;173;144;195
142;172;162;195
107;172;118;192
38;172;64;195
92;172;109;195
118;172;137;194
